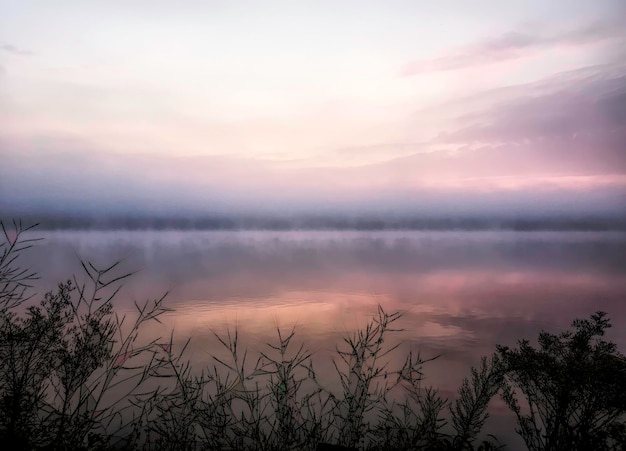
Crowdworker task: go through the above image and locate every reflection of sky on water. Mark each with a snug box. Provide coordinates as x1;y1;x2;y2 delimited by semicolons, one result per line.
24;229;626;378
22;230;626;447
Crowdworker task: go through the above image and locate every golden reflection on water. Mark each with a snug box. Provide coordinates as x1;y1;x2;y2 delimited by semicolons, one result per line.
148;267;625;400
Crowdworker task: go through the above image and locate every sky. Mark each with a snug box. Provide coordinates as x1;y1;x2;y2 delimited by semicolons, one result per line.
1;0;625;219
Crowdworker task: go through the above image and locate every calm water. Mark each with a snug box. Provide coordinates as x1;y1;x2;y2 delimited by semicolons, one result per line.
20;229;626;446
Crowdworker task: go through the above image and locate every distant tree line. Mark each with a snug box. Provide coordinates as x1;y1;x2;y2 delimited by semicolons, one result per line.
7;213;626;231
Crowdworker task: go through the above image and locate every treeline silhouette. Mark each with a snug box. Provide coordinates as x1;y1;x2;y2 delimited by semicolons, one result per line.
1;220;625;450
8;213;626;231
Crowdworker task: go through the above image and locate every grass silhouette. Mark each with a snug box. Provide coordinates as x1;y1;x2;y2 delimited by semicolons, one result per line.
1;221;624;450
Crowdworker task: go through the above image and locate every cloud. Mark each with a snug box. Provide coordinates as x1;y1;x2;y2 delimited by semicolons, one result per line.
442;76;626;142
2;58;625;219
401;20;626;76
310;67;626;202
398;69;626;179
0;43;34;57
2;130;625;220
322;67;626;181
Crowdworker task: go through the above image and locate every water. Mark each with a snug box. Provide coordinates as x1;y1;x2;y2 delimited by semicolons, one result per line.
19;229;626;446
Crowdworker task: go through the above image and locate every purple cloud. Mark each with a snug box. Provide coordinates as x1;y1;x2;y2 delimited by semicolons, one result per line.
439;73;626;144
401;20;625;76
325;68;626;179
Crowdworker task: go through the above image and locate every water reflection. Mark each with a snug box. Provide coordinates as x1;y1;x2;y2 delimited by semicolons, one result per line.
24;230;626;393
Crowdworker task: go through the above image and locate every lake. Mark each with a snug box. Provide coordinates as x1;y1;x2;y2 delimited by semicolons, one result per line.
19;229;626;447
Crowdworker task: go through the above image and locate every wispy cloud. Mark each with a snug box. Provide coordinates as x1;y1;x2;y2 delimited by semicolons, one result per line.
401;20;625;76
0;43;34;57
322;66;626;176
317;67;626;188
438;72;626;144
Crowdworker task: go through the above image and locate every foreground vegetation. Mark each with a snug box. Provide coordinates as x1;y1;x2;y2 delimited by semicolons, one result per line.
1;221;625;450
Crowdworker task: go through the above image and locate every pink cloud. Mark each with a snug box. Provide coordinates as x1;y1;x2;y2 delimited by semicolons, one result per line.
400;20;625;76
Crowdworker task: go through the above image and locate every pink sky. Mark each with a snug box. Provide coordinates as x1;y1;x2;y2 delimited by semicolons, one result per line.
1;1;625;216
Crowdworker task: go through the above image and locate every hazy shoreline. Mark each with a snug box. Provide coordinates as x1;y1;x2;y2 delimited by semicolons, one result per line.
10;214;626;232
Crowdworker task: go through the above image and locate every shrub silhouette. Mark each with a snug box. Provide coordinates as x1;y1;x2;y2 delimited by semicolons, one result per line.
0;221;172;450
497;312;626;450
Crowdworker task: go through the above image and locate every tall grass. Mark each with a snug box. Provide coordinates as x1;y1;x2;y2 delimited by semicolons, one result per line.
0;221;174;449
1;221;624;450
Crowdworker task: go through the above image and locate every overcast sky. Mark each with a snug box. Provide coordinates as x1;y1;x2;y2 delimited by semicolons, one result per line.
1;1;625;217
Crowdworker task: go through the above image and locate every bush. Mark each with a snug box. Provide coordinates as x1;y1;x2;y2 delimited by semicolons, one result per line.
498;312;626;450
0;221;172;450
